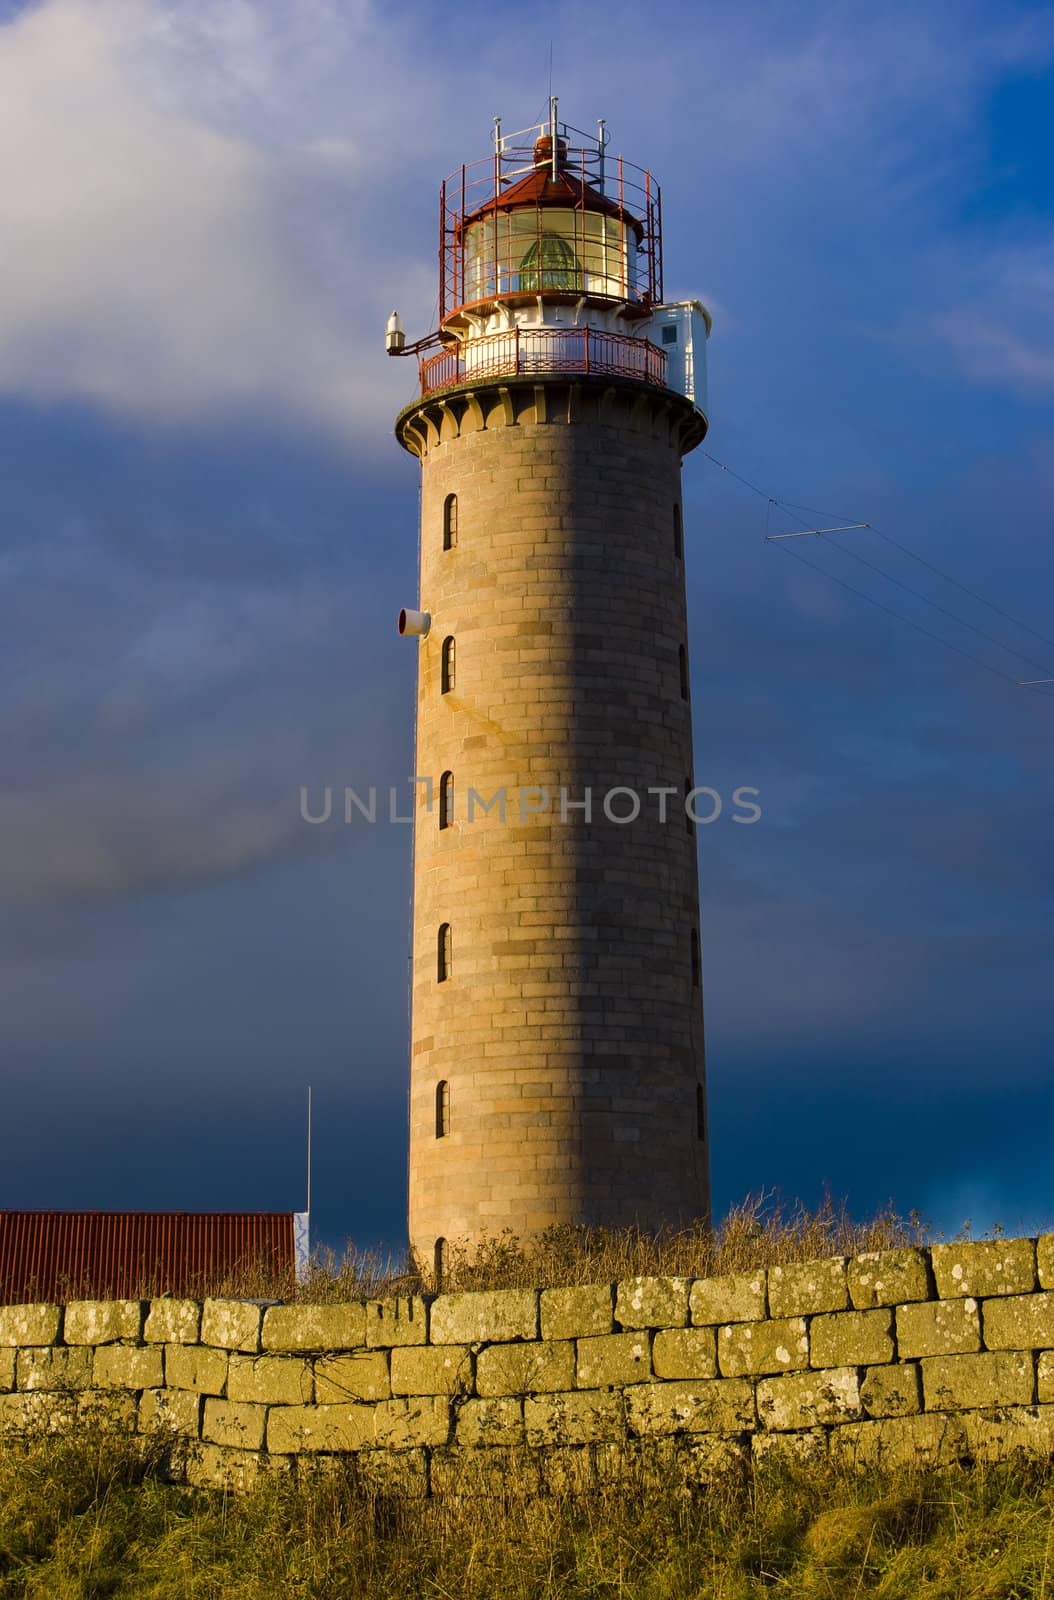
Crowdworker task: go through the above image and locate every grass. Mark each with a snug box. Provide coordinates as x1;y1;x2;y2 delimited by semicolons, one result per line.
2;1418;1054;1598
23;1191;936;1305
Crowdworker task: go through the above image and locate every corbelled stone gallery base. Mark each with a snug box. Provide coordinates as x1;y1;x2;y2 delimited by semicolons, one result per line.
4;1235;1054;1492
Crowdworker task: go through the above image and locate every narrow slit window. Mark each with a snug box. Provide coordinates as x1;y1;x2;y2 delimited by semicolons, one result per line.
673;503;683;559
437;922;451;982
691;927;701;988
441;635;456;694
434;1237;447;1288
679;644;690;701
685;776;694;835
439;770;454;831
696;1084;706;1141
443;494;458;550
435;1079;450;1139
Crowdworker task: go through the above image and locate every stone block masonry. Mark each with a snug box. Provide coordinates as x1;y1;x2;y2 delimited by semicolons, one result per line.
399;377;711;1256
3;1235;1054;1493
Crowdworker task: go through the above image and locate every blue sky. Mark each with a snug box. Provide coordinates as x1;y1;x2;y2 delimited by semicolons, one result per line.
1;0;1052;1255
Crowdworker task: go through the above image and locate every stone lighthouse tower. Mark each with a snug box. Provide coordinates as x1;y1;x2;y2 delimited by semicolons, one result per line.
391;105;711;1274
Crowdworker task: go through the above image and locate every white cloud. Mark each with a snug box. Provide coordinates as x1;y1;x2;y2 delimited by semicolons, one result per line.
0;0;423;430
2;0;1053;427
932;239;1054;390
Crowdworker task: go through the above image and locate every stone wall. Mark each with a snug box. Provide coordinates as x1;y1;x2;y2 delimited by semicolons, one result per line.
4;1236;1054;1493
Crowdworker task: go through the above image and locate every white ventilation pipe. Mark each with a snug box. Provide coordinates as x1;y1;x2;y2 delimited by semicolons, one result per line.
399;608;430;637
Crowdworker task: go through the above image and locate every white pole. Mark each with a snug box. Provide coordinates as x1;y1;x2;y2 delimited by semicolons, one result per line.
306;1086;312;1214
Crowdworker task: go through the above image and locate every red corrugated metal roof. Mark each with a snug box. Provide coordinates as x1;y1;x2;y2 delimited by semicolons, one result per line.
0;1211;295;1303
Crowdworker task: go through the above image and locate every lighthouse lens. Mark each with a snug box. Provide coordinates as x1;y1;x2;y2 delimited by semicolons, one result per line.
462;210;633;305
518;233;580;292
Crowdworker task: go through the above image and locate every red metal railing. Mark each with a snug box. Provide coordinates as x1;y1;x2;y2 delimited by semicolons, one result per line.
419;327;666;396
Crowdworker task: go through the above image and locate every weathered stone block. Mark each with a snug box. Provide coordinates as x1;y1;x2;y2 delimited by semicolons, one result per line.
768;1258;848;1318
144;1300;201;1344
17;1347;93;1391
76;1392;138;1431
757;1368;861;1431
830;1413;968;1468
1038;1236;1054;1289
861;1362;922;1418
454;1396;524;1447
983;1292;1054;1351
431;1445;541;1497
165;1344;228;1396
0;1304;60;1347
262;1303;366;1352
267;1396;450;1453
615;1277;690;1329
228;1353;313;1406
897;1298;980;1358
932;1239;1036;1300
202;1398;268;1451
575;1331;650;1389
0;1389;137;1435
0;1390;74;1433
538;1442;649;1494
753;1429;828;1465
93;1346;164;1391
690;1273;766;1326
139;1387;201;1435
65;1301;143;1345
477;1340;575;1396
201;1299;262;1353
718;1318;809;1377
524;1389;625;1446
1039;1351;1054;1401
540;1284;614;1340
314;1352;390;1403
673;1434;751;1481
365;1297;429;1347
0;1351;14;1392
185;1443;287;1490
652;1328;717;1380
390;1345;473;1396
959;1405;1054;1462
429;1290;537;1345
625;1378;755;1437
375;1396;453;1449
921;1351;1034;1411
286;1448;414;1496
810;1310;894;1368
848;1249;930;1309
266;1402;370;1453
344;1449;430;1496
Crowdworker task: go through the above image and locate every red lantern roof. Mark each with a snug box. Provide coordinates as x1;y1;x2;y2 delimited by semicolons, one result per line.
460;135;643;238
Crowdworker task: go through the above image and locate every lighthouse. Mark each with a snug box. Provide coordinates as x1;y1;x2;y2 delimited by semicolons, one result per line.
392;105;711;1275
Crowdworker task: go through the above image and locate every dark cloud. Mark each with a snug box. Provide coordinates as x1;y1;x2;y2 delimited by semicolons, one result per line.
1;0;1052;1251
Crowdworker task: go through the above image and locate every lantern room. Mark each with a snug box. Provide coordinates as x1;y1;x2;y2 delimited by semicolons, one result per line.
388;101;708;417
456;133;646;312
439;104;662;335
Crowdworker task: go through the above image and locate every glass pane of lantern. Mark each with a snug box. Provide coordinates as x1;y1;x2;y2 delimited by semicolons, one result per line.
463;209;634;303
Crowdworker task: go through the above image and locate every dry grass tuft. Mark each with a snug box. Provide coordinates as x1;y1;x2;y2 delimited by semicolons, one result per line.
9;1193;940;1305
